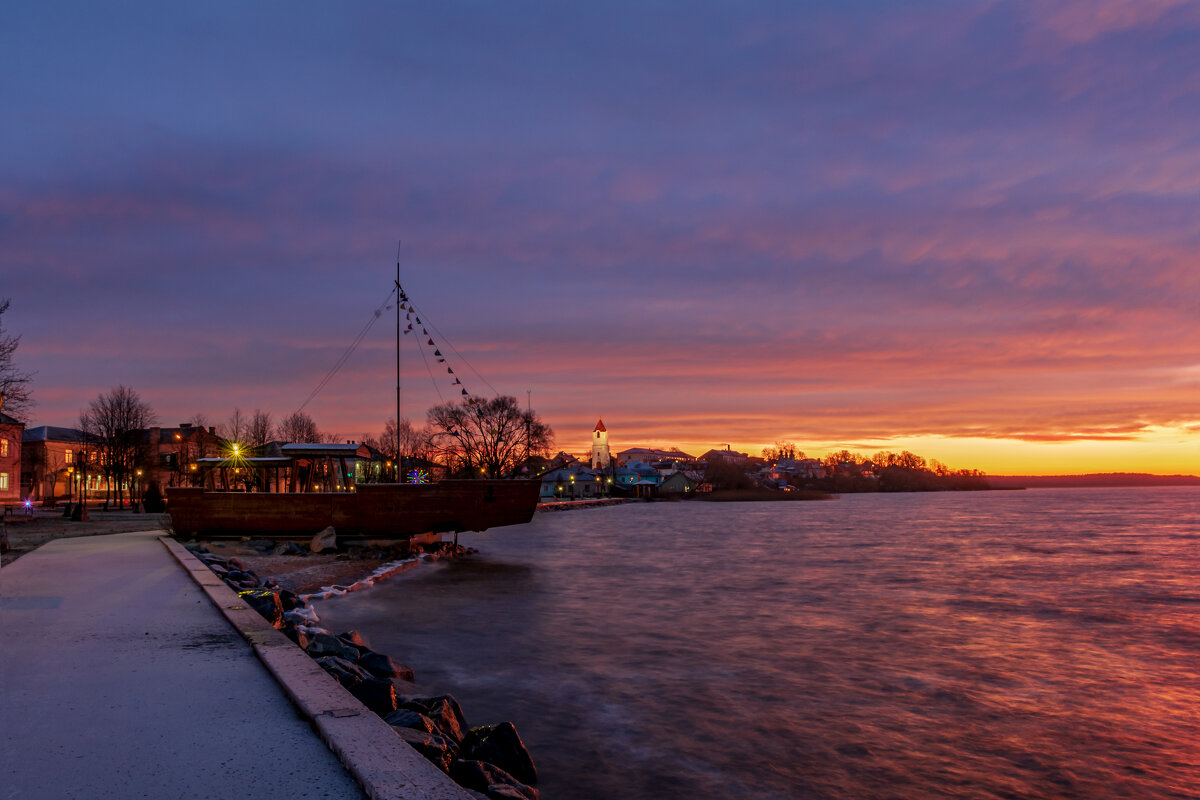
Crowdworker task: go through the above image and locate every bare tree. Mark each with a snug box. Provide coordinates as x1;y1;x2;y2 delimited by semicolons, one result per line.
247;409;273;447
374;417;435;480
0;298;34;420
220;408;247;446
277;411;321;443
762;440;803;462
380;417;433;461
79;385;157;508
426;396;553;478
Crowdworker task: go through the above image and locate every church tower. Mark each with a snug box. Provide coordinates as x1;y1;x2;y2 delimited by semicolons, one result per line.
590;418;611;470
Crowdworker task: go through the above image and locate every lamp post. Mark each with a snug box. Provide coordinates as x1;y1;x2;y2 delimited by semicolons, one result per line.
134;468;143;513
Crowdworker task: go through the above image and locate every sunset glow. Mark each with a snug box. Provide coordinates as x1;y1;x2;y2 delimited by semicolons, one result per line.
3;2;1198;476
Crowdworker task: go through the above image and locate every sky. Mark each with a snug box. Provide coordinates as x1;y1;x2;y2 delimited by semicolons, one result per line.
3;0;1198;475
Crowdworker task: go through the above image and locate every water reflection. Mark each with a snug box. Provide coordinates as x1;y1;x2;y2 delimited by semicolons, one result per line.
315;488;1200;799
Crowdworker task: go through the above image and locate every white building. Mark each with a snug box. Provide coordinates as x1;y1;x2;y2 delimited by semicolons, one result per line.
590;418;611;470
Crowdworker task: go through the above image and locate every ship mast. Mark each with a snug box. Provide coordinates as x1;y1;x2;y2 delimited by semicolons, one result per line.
403;241;408;482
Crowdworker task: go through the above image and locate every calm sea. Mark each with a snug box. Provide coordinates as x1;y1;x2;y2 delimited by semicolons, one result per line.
312;488;1200;799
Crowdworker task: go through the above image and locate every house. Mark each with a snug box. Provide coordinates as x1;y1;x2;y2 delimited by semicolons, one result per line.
135;424;224;493
0;401;23;505
658;470;698;496
20;426;95;504
698;447;749;466
540;460;608;500
615;447;695;468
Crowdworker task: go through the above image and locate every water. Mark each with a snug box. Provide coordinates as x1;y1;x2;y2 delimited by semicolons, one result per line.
312;488;1200;799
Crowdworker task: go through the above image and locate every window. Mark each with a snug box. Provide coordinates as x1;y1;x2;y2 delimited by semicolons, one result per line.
0;439;6;457
65;449;74;464
0;472;8;490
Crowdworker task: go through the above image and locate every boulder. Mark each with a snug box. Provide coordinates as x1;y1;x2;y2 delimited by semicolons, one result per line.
337;630;370;648
392;726;458;773
461;723;537;786
239;589;284;628
314;656;371;688
401;695;467;743
305;632;361;661
276;589;301;612
358;650;415;681
273;541;308;556
311;526;337;554
349;677;399;715
281;625;310;650
384;709;438;734
449;760;539;800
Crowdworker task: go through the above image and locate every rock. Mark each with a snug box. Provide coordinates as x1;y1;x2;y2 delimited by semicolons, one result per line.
246;538;275;553
337;629;370;648
227;557;246;571
349;677;399;715
281;625;310;650
383;709;438;734
392;726;458;773
486;785;538;800
461;723;537;786
314;656;371;688
401;695;467;743
311;526;337;554
358;650;415;682
273;541;308;556
277;589;301;612
238;589;284;628
305;632;361;660
284;606;321;627
449;760;539;800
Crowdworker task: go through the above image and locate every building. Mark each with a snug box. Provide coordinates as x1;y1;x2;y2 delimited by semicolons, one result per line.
21;426;89;504
134;424;224;492
0;399;23;505
540;459;609;500
657;471;698;496
615;447;695;468
590;418;611;470
698;447;749;466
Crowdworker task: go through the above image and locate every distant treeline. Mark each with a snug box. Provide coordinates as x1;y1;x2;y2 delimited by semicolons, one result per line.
710;447;992;494
986;473;1200;489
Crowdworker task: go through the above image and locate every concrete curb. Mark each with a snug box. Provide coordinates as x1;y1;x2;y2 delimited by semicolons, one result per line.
160;536;473;800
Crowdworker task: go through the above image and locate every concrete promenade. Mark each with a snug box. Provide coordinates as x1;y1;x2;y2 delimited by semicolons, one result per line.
1;530;469;800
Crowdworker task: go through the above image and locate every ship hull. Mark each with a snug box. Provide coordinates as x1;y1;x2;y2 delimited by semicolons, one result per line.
166;480;540;539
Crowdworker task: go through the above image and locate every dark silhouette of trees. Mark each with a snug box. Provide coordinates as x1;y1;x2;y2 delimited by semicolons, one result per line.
247;410;273;448
762;440;803;462
79;385;156;508
426;396;553;478
0;298;34;420
277;411;321;443
219;408;248;447
705;458;755;491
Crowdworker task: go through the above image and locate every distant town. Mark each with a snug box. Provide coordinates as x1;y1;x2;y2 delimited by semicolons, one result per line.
1;381;994;511
4;376;1198;517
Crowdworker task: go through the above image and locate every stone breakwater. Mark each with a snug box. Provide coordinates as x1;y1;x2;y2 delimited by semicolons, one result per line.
186;544;540;800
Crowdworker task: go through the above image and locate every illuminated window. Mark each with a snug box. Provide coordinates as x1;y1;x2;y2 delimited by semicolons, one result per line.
0;439;6;457
65;449;74;464
0;472;7;490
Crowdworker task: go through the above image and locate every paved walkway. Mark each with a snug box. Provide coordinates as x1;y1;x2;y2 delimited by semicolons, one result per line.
1;530;367;800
